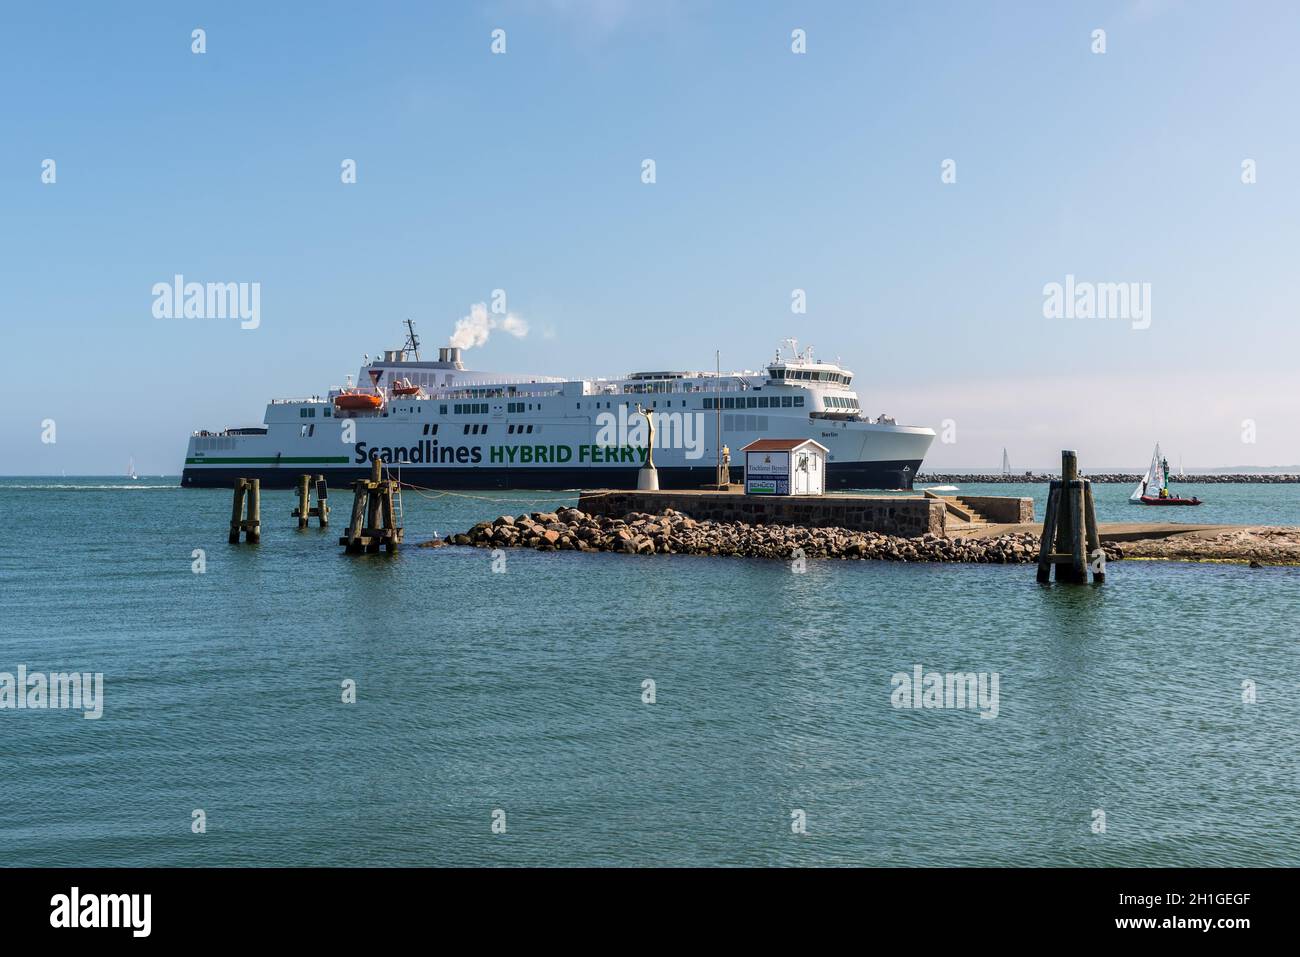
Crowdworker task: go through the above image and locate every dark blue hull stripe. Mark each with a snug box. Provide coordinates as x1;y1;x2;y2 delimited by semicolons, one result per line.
180;461;923;491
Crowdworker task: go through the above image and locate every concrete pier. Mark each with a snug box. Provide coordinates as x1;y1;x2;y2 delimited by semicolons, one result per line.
577;489;1035;538
577;489;943;537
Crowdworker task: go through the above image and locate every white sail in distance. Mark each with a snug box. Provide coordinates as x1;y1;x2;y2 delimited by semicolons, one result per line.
1130;443;1163;501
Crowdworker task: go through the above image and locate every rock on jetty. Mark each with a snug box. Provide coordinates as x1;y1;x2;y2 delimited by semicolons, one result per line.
919;473;1300;484
1119;526;1300;564
424;507;1071;564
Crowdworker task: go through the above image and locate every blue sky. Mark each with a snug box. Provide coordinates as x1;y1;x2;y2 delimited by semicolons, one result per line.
2;0;1298;473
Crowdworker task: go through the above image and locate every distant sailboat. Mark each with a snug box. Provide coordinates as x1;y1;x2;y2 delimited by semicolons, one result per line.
1131;443;1200;506
128;458;139;481
1001;448;1011;476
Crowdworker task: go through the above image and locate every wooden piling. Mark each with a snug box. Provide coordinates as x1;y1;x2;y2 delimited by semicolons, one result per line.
1067;481;1087;582
344;483;368;552
295;474;311;529
381;484;398;545
1035;450;1102;584
364;460;382;553
1035;483;1060;584
1084;482;1104;583
340;459;403;554
315;475;330;527
247;479;261;543
229;478;261;543
292;473;330;528
228;479;246;544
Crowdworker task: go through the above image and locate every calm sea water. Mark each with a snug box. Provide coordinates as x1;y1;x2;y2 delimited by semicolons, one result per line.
1;477;1297;867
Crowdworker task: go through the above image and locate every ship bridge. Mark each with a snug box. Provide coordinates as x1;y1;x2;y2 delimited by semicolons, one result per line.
766;340;861;419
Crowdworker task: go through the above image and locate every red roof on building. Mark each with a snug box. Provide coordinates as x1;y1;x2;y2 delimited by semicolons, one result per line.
741;438;829;453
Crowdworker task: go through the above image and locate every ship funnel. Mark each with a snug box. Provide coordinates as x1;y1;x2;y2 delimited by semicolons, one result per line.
438;346;465;369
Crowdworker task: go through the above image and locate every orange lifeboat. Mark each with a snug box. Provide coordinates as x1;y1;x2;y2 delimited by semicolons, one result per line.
334;391;383;411
390;377;423;397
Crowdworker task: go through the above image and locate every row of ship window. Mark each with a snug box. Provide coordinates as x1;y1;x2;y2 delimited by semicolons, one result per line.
704;396;804;409
194;436;238;450
302;393;831;419
297;417;541;437
457;424;540;436
770;369;851;384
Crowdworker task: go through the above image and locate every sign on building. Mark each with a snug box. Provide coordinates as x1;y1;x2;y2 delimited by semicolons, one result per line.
741;439;828;496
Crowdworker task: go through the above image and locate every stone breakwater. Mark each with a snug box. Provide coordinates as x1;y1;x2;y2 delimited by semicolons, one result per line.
423;507;1094;564
422;509;1300;565
919;473;1300;484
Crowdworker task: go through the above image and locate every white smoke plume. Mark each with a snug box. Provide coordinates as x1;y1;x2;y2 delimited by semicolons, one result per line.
449;302;529;350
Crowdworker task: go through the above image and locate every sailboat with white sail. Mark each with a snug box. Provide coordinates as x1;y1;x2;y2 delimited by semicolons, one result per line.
128;458;139;481
1130;443;1200;506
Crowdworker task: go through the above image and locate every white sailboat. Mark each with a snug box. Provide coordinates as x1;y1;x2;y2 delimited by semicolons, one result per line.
1130;443;1200;505
128;457;139;481
1129;444;1160;502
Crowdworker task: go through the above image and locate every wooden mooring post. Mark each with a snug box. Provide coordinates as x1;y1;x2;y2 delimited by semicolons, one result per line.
1036;450;1104;584
228;478;261;544
340;459;403;554
292;474;330;528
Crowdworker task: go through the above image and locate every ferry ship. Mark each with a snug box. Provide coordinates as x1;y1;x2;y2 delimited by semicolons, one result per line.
181;323;935;490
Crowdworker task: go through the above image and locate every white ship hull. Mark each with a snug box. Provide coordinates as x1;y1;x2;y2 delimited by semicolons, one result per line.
183;415;932;490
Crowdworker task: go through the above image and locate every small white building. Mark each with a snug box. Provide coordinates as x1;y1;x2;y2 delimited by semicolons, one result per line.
741;439;829;496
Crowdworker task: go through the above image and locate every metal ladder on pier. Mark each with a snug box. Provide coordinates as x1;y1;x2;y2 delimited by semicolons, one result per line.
393;464;405;524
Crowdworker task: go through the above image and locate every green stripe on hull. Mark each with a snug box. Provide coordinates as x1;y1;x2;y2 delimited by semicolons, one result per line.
185;456;351;465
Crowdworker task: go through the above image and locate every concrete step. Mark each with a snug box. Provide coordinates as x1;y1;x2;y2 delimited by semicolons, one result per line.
924;490;991;525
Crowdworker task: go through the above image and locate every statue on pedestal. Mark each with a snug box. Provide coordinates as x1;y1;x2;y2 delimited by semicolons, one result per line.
633;404;659;490
634;404;656;469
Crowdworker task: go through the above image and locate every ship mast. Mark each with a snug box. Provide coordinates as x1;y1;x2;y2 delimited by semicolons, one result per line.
403;319;421;361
